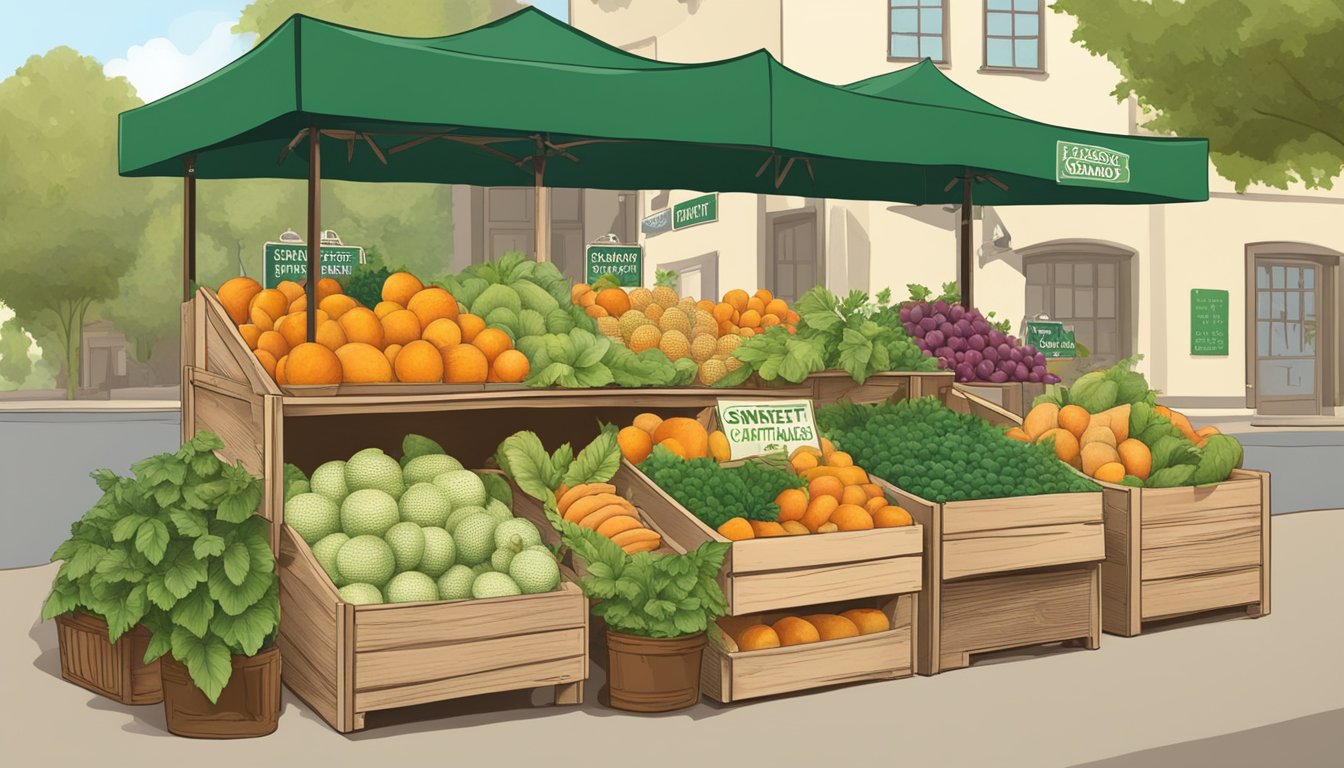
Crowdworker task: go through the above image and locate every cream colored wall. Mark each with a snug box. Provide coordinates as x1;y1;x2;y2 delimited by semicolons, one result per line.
639;190;759;294
571;0;781;60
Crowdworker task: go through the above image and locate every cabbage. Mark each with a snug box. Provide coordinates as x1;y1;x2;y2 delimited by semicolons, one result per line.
471;283;522;317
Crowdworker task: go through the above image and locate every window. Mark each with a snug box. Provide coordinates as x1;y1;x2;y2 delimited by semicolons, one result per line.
889;0;947;63
1023;244;1132;375
984;0;1042;71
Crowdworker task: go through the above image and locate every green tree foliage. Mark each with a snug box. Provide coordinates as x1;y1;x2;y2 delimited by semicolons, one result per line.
0;318;34;384
1055;0;1344;191
235;0;496;40
0;49;156;397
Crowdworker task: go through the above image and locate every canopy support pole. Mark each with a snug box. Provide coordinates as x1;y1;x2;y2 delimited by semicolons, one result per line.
306;126;322;343
959;172;974;308
534;153;550;263
182;155;196;302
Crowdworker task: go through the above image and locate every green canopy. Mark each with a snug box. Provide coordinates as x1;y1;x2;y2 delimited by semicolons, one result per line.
119;8;1207;207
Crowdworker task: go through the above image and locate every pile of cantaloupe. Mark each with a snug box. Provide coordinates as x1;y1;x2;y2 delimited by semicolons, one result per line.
1009;402;1151;483
729;608;892;651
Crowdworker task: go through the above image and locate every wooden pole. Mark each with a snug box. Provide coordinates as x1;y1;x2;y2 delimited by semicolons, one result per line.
534;153;550;263
960;173;974;308
306;127;321;343
182;155;197;301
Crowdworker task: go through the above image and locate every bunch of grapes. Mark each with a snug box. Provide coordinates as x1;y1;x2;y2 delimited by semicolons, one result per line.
900;299;1061;384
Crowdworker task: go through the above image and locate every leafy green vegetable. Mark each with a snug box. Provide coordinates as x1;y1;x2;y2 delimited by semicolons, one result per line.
1069;372;1119;413
477;472;514;508
637;445;805;529
1190;434;1243;485
1149;435;1200;474
562;426;621;488
1146;464;1197;488
400;434;446;467
495;431;565;506
282;463;308;502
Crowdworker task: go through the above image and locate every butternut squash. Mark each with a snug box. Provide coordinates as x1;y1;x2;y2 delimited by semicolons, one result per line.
596;515;645;539
557;483;616;516
611;527;662;550
578;502;637;530
563;492;627;523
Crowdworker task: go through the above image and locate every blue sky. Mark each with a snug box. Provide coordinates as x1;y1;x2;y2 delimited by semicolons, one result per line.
0;0;569;98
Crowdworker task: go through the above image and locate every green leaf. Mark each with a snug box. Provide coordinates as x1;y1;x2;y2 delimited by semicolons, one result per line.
1150;435;1199;473
142;616;172;664
712;362;754;388
162;545;209;599
95;547;144;583
477;473;513;508
1190;434;1243;485
101;583;148;642
145;573;180;611
572;364;615;388
134;519;170;565
41;577;80;620
562;431;621;487
216;484;261;524
497;431;559;505
192;534;226;559
90;468;121;492
1146;464;1197;488
400;434;446;468
222;543;251;587
837;327;874;383
208;562;273;616
63;541;107;579
170;586;215;638
111;514;149;543
210;586;278;656
169;627;233;704
153;483;182;508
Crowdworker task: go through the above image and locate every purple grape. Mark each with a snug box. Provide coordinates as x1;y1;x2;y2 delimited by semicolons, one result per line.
953;350;966;362
925;330;945;348
933;300;949;316
956;363;974;381
971;319;990;336
910;304;925;324
967;334;986;351
1022;343;1038;356
935;346;954;361
1044;373;1062;384
1015;363;1030;380
899;307;912;323
999;360;1017;374
947;336;966;352
1028;371;1041;383
1009;347;1023;363
976;360;995;378
950;305;965;322
1032;364;1047;377
919;317;937;332
953;319;971;337
984;346;999;362
911;324;926;339
988;330;1006;347
989;370;1009;383
938;322;954;338
964;349;982;366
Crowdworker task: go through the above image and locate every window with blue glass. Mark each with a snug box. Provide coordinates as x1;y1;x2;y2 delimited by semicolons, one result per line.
889;0;947;63
984;0;1043;71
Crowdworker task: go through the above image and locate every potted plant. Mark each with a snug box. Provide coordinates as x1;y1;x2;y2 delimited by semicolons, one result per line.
42;468;165;704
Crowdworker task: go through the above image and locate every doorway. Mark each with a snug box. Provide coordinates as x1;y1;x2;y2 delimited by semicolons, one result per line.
767;211;821;303
1246;244;1338;415
476;187;585;279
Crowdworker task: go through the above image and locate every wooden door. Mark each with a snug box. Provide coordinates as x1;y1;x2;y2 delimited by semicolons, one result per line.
1250;257;1326;415
769;212;820;303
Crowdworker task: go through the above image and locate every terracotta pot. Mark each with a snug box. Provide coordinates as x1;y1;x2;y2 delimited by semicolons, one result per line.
160;645;281;739
55;612;162;705
605;630;705;712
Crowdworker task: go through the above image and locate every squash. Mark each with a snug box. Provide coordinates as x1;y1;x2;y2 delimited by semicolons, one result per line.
563;492;627;523
1037;427;1080;467
596;515;645;539
1093;462;1126;483
1024;403;1060;440
1005;427;1032;443
611;527;662;550
1081;425;1117;448
557;483;616;516
578;502;637;530
1117;438;1152;480
1081;442;1120;476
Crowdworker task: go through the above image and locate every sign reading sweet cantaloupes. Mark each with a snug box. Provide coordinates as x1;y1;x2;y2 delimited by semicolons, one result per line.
716;398;821;461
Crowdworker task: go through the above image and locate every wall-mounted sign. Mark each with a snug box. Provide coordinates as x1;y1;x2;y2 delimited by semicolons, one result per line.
1190;288;1229;356
715;398;820;461
672;193;718;230
1056;140;1131;187
1025;320;1077;359
262;242;365;288
641;209;672;237
585;244;643;287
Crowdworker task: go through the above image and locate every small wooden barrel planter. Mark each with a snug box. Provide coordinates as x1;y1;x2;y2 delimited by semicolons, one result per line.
54;613;162;705
160;646;281;739
873;478;1104;675
276;524;588;733
701;593;915;703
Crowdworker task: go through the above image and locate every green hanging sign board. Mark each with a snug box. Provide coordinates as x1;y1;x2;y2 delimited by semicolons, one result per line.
1025;320;1077;359
1190;288;1229;356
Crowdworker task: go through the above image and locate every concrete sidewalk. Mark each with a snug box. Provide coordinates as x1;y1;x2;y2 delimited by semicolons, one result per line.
3;510;1339;768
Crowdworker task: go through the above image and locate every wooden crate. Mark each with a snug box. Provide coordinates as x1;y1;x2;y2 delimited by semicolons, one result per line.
620;461;923;616
809;370;953;405
952;381;1045;418
702;593;916;703
873;478;1104;675
276;524;588;733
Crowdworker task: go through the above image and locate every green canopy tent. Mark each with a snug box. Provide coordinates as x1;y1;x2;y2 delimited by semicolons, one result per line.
118;8;1207;338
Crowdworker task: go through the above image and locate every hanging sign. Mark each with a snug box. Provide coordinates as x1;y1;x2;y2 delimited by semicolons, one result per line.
672;193;718;230
585;244;644;287
715;399;820;460
1025;320;1077;359
641;209;672;237
1056;141;1131;187
262;242;365;288
1190;288;1229;356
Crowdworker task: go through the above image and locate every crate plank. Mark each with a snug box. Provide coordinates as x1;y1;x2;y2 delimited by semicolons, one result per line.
190;386;264;476
939;567;1095;671
1140;479;1262;524
941;494;1103;535
354;656;587;713
732;525;923;573
730;555;922;614
1141;567;1262;620
1141;506;1261;549
355;628;586;691
353;585;585;652
277;525;342;729
1141;527;1261;580
942;522;1104;580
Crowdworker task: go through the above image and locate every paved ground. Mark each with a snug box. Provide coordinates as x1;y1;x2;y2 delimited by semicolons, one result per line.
4;509;1339;767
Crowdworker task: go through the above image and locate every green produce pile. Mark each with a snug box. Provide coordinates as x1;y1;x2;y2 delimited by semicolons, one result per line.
637;445;804;528
284;434;561;605
715;286;937;387
817;397;1099;502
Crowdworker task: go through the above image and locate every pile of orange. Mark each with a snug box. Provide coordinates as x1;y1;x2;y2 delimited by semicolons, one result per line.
731;608;892;651
615;413;730;464
216;271;530;387
715;437;914;540
714;288;799;338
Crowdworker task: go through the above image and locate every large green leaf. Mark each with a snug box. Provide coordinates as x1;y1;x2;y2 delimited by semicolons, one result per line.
169;627;233;704
111;514;149;543
170;585;215;638
192;534;226;559
134;518;170;565
41;577;80;620
169;508;209;537
62;541;107;580
145;573;180;611
103;583;148;642
222;542;251;587
161;545;208;599
209;585;278;656
208;561;273;616
95;547;143;583
562;431;621;487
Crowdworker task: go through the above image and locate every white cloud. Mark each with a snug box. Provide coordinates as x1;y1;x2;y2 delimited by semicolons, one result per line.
105;21;254;104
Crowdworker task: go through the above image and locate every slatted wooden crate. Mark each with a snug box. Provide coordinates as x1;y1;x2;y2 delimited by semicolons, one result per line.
54;613;162;705
701;593;916;703
952;381;1045;418
872;478;1104;675
276;524;588;733
809;370;953;405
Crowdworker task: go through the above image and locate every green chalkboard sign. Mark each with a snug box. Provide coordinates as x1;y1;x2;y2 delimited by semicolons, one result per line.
1190;289;1229;356
585;244;643;286
1025;321;1077;359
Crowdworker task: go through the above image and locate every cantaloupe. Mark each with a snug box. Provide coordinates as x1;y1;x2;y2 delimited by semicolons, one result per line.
802;614;860;641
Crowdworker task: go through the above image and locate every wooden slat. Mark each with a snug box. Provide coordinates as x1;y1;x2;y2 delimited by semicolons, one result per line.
355;628;585;691
1140;526;1261;580
875;479;939;676
1100;485;1141;636
1141;506;1261;550
729;555;922;614
1256;469;1271;616
942;522;1104;580
180;300;194;384
1140;478;1262;524
190;385;264;476
354;583;585;652
198;288;280;395
277;525;342;730
189;366;257;402
941;493;1102;535
354;656;586;713
938;566;1095;670
731;525;922;573
1141;567;1262;620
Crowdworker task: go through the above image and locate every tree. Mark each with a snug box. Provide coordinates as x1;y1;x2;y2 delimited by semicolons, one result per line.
0;318;33;385
234;0;498;40
1055;0;1344;191
0;49;156;398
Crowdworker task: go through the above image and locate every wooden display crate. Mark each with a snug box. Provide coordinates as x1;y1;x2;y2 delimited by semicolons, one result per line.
952;381;1044;418
276;524;588;733
702;594;916;703
809;370;953;405
620;461;923;616
873;478;1104;675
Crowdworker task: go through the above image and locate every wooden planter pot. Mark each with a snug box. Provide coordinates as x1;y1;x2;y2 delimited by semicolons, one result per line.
160;646;281;739
874;479;1105;675
277;524;588;733
605;631;706;712
54;613;162;705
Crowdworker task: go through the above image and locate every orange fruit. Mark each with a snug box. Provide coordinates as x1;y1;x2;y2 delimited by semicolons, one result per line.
799;495;838;532
819;437;836;457
472;328;513;363
840;485;868;507
808;475;845;502
837;466;869;486
780;520;810;535
746;297;765;316
765;298;789;318
380;309;421;347
407;287;459;327
315;277;343;302
248;306;274;332
840;609;890;635
457;313;485;343
618;426;654;464
713;302;734;323
255;330;290;361
772;617;820;646
238;324;262;349
340;307;386;348
1058;405;1091;440
791;452;819;472
736;624;780;651
289;294;308;313
373;300;403;319
658;438;688;459
803;614;860;641
696;299;716;314
421;318;462;349
253;349;278;380
1005;427;1032;443
1118;438;1152;481
739;309;761;328
249;289;288;323
319;293;358;320
275;312;308;349
381;271;424;306
739;327;755;338
491;349;530;384
861;482;884;499
754;288;774;304
874;506;914;528
632;413;663;434
442;343;488;383
218;277;263;325
393;340;444;383
652;417;709;459
595;288;631;318
865;496;889;514
761;314;781;327
1094;462;1126;484
334;342;393;383
830;504;874;531
722;289;750;313
717;517;754;541
828;451;854;467
748;520;787;538
571;283;592;303
1039;427;1081;466
274;355;288;385
275;280;304;304
286;342;343;385
585;304;608;318
315;319;347;351
708;430;731;462
383;343;402;368
775;488;808;522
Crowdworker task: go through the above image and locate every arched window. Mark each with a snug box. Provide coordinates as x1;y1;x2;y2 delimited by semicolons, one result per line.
1020;241;1134;374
